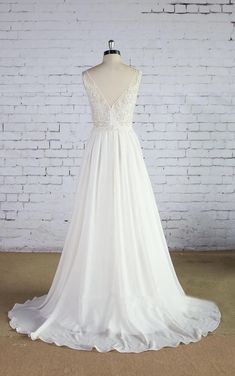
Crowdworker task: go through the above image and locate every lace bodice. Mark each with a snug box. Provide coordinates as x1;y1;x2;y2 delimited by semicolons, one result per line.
82;67;142;130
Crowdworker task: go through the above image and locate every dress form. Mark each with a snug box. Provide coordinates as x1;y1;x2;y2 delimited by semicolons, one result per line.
82;40;137;107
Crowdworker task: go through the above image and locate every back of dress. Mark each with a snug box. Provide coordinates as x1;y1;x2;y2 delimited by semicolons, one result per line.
8;66;221;353
82;68;142;131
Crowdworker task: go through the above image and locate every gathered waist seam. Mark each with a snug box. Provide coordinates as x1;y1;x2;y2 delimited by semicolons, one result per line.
92;125;132;131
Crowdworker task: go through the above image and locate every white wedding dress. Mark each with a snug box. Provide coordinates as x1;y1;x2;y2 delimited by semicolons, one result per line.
8;66;221;353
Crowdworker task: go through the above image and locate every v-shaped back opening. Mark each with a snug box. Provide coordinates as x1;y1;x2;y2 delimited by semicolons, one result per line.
84;68;141;109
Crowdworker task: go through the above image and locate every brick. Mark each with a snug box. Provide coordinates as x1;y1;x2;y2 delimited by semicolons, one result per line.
187;5;198;13
23;167;46;176
175;4;186;13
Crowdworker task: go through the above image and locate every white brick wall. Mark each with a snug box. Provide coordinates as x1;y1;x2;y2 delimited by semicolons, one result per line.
0;0;235;251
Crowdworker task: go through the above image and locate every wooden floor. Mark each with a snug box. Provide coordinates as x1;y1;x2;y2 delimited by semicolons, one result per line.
0;251;234;376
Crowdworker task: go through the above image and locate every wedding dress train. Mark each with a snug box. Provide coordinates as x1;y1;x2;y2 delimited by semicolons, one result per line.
8;67;221;353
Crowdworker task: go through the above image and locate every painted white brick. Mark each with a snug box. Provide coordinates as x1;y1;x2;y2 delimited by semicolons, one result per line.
47;167;69;176
175;4;187;13
163;4;174;13
199;5;210;13
187;5;199;13
5;211;17;221
1;202;23;211
0;0;234;251
18;193;30;202
23;167;46;176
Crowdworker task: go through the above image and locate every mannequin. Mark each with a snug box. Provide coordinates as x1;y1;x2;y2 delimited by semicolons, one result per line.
82;40;137;107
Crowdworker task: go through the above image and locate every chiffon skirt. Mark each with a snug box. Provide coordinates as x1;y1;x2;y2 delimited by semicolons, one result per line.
8;126;221;352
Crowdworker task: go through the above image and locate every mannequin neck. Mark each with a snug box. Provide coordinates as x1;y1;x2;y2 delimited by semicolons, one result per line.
102;53;122;65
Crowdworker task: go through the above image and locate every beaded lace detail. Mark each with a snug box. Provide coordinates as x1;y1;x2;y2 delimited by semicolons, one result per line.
82;68;142;129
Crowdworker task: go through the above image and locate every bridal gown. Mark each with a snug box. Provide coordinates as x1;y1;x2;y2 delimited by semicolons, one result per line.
8;66;221;353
